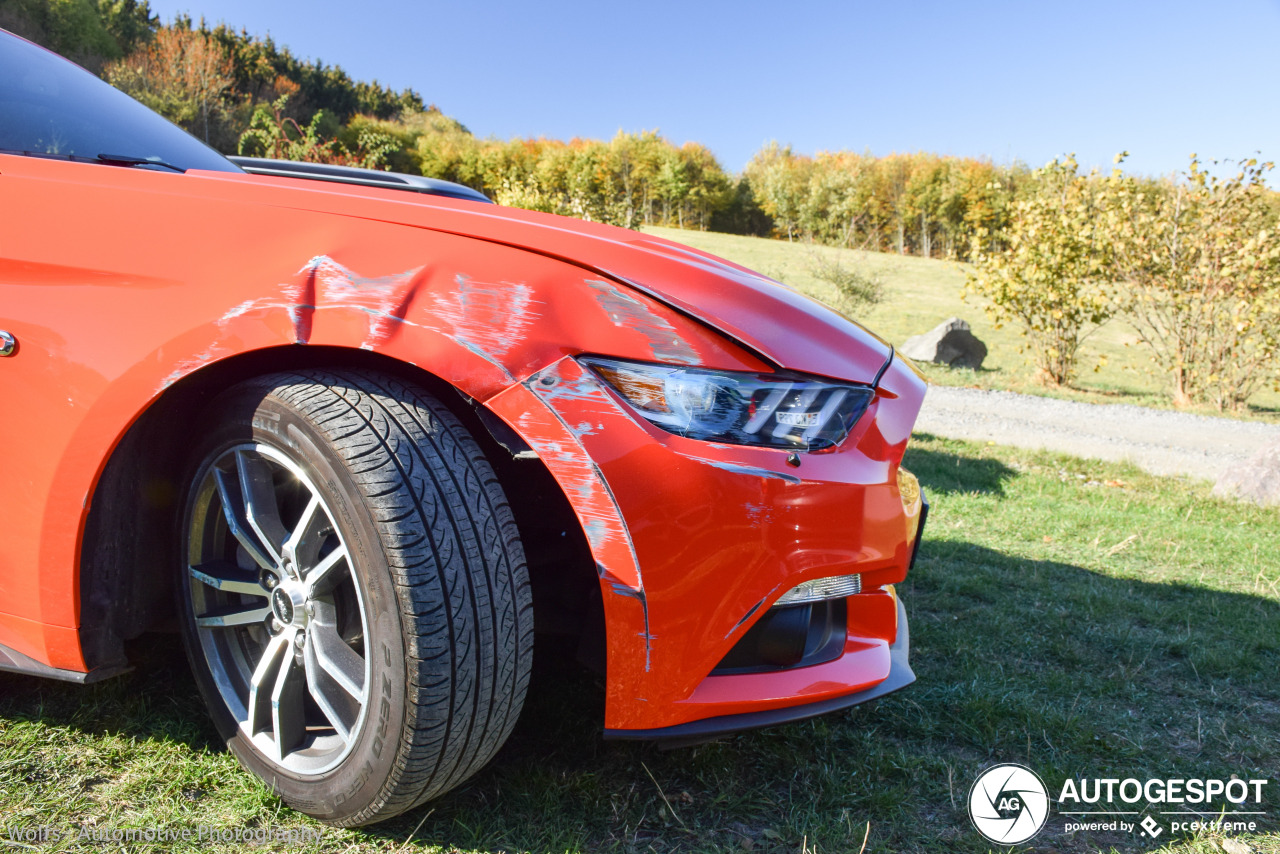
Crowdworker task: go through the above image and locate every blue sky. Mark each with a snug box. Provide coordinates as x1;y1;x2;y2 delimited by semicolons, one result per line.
147;0;1280;177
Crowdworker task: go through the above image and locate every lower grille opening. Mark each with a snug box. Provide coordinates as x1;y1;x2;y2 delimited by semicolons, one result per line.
711;598;847;675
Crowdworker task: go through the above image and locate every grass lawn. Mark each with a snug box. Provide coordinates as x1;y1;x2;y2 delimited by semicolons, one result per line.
2;436;1277;852
642;226;1280;421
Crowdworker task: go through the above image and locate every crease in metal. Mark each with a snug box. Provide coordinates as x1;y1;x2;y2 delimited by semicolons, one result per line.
676;454;803;485
524;361;652;670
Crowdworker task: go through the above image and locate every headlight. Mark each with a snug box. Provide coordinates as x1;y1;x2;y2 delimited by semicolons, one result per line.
580;356;875;451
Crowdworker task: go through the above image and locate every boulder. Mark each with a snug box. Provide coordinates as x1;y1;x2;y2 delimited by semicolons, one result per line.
1213;438;1280;507
900;317;988;369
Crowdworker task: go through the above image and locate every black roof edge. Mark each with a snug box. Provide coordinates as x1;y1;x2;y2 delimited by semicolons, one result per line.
228;156;493;204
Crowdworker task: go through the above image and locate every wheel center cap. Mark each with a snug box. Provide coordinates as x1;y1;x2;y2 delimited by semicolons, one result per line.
271;585;306;626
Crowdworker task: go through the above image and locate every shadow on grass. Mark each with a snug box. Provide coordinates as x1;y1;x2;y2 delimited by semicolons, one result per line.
917;364;999;378
906;434;1016;496
2;543;1277;853
0;634;220;752
357;546;1279;854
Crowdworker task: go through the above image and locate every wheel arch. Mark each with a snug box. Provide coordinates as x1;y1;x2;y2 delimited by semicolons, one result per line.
79;344;602;674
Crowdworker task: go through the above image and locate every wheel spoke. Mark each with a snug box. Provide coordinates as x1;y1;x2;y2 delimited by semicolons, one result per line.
271;647;308;761
309;623;366;701
189;561;268;597
304;546;349;597
304;635;354;742
195;601;271;628
246;631;292;736
212;467;276;571
284;493;332;569
236;450;289;567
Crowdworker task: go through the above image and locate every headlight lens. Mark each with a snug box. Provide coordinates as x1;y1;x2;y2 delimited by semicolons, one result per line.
580;356;875;451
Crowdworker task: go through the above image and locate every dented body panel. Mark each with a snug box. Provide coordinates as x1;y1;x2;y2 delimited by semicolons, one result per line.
492;356;924;729
0;149;925;732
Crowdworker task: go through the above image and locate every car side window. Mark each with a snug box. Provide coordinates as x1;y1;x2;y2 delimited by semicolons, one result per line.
0;30;237;172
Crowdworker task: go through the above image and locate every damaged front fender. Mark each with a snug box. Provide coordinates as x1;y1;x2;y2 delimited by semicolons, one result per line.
0;155;769;672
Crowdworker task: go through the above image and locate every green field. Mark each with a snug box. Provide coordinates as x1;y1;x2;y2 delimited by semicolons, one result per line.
643;226;1280;419
3;436;1277;853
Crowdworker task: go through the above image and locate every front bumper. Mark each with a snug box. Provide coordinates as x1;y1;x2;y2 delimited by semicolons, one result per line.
486;352;927;733
605;593;914;744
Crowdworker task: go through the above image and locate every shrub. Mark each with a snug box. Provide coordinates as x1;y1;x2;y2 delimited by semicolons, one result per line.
966;156;1115;386
237;95;393;169
806;250;883;315
1106;156;1280;410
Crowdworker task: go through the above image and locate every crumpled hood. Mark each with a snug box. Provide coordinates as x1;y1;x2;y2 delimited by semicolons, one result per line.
195;170;895;383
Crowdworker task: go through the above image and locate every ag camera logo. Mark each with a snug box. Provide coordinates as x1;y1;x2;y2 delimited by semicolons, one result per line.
968;763;1050;844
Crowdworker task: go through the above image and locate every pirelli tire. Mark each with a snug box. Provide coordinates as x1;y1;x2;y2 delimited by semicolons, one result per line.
176;368;533;826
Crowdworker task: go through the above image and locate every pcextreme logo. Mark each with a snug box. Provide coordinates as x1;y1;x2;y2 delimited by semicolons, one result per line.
968;766;1270;844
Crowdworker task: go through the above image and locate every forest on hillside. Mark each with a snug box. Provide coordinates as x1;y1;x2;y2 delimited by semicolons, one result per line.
1;0;1038;257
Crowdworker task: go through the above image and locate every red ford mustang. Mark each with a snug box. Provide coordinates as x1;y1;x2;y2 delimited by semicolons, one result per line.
0;29;926;825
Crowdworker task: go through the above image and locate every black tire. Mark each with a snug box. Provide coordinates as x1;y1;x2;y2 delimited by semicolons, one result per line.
176;369;532;826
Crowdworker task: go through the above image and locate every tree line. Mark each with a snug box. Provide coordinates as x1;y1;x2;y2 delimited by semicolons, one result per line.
8;2;1277;409
743;144;1026;259
3;2;1029;243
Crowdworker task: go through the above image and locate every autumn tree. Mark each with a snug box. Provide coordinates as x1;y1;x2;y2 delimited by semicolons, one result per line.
967;156;1115;386
740;145;1023;257
903;155;948;257
106;25;233;142
1106;156;1280;410
672;142;732;230
202;22;422;126
654;152;690;226
745;143;812;241
803;151;868;248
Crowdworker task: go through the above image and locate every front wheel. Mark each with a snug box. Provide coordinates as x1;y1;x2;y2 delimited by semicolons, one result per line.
177;369;532;826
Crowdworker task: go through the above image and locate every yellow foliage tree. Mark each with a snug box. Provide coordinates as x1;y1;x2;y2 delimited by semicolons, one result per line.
1106;156;1280;410
966;156;1114;386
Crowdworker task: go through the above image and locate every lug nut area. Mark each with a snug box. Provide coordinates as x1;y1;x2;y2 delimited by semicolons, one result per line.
269;581;310;629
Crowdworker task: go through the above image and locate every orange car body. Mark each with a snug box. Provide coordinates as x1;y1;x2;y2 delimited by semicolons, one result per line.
0;118;924;738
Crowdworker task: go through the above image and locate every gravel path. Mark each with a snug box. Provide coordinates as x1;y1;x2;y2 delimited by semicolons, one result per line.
915;386;1280;481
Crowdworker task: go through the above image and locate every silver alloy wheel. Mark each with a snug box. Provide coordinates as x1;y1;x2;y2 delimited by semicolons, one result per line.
186;442;371;775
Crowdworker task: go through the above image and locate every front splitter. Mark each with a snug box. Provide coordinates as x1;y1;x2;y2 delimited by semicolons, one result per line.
603;596;914;748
